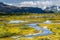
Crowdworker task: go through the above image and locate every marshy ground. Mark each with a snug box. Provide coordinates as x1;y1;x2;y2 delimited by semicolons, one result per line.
0;14;60;40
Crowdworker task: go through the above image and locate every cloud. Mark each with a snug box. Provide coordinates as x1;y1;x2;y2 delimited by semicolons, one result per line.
7;3;13;5
19;1;37;7
18;1;55;9
4;2;13;5
3;0;60;9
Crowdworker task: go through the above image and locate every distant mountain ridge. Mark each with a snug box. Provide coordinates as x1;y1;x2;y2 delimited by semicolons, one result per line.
0;2;54;14
44;6;60;13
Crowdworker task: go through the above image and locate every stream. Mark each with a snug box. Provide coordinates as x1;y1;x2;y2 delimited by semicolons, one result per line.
25;23;52;37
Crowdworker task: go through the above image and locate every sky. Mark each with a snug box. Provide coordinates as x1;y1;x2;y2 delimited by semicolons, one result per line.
0;0;60;8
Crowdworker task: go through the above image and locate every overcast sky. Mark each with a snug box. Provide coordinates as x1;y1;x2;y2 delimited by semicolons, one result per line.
0;0;60;8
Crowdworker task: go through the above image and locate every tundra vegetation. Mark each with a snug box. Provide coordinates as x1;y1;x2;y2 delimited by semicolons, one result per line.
0;13;60;40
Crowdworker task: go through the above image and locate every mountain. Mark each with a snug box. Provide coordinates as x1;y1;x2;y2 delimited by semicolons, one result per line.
0;2;54;15
18;7;46;13
0;2;46;14
0;2;22;14
44;6;60;13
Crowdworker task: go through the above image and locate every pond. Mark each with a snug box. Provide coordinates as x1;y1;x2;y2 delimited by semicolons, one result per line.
8;20;28;24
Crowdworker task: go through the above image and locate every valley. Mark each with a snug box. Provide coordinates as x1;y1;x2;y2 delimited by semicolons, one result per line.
0;14;60;40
